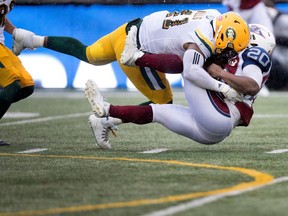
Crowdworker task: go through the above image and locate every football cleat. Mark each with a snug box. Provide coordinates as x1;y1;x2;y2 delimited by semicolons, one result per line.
84;79;110;118
120;25;144;66
12;28;36;56
0;140;10;146
88;115;117;149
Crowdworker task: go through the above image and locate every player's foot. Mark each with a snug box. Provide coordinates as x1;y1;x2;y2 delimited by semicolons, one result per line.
0;140;10;146
88;115;117;149
12;28;36;56
120;25;144;66
84;79;110;118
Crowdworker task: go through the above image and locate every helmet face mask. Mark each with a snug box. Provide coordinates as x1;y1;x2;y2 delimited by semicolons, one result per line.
249;24;276;55
213;12;250;54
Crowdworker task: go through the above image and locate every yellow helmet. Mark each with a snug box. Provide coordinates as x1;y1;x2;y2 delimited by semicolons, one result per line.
213;12;250;54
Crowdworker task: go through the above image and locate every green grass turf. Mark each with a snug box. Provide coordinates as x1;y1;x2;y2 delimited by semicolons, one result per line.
0;89;287;216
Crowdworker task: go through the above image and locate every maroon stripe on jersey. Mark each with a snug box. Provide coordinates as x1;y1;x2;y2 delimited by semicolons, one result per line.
207;90;231;117
234;102;253;127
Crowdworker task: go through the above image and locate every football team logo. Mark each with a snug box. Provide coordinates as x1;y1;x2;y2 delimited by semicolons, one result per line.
226;27;236;41
250;25;265;38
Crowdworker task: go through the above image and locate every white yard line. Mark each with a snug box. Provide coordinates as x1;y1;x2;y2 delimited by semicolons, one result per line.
142;176;288;216
254;114;288;118
141;148;168;154
0;112;91;127
267;149;288;154
17;148;48;154
3;112;40;119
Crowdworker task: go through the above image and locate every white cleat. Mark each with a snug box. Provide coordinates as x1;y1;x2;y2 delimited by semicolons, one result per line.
12;28;36;56
88;115;117;149
120;25;144;66
84;79;110;118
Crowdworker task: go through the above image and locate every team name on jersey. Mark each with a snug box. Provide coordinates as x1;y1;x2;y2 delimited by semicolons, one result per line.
162;10;213;30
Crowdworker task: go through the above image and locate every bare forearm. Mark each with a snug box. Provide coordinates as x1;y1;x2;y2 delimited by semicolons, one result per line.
207;63;260;96
219;72;259;96
4;18;16;34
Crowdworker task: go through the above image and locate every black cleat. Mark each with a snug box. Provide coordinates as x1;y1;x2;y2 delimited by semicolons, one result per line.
0;140;10;146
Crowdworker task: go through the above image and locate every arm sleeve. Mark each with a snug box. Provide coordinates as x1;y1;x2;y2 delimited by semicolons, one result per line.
183;49;225;91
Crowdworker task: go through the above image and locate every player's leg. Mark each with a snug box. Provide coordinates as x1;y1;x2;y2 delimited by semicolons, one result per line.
0;45;23;119
182;77;236;143
43;36;89;62
0;80;21;118
106;24;173;104
6;47;34;102
84;79;232;146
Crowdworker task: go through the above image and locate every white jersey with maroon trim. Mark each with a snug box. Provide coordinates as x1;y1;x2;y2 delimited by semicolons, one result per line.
225;46;272;126
139;9;220;59
0;0;15;44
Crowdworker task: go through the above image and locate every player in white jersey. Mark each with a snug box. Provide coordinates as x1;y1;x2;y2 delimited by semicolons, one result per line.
138;9;220;58
12;9;249;105
0;0;35;146
84;24;275;149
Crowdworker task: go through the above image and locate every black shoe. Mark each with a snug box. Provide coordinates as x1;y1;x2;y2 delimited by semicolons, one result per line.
0;140;10;146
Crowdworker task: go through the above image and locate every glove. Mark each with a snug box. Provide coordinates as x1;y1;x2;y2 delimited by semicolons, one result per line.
220;84;243;102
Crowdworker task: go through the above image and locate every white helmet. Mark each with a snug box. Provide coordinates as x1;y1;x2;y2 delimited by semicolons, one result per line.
249;24;276;55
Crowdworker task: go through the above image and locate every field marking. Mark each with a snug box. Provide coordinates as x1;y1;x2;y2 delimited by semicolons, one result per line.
141;148;168;154
142;176;288;216
17;148;48;154
254;114;288;118
0;153;274;216
267;149;288;154
3;112;40;119
1;113;287;127
0;112;91;127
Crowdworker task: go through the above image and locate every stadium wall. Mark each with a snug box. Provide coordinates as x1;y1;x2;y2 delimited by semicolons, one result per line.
6;2;288;89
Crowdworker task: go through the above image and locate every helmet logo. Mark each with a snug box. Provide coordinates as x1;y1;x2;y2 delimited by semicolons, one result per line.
226;27;236;41
250;25;265;38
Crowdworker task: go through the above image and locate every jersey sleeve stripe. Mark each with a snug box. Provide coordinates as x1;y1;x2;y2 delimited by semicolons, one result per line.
195;28;215;56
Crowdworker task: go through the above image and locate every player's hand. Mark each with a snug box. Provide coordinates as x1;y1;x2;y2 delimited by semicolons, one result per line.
206;63;223;79
220;84;243;102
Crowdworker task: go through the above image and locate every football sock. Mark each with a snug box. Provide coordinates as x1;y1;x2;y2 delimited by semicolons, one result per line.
0;81;21;119
109;105;153;124
32;35;45;48
12;85;34;103
135;53;183;74
45;36;89;62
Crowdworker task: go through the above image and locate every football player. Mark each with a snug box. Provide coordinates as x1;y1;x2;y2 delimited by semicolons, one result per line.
0;0;35;146
222;0;274;96
85;23;275;149
12;9;249;105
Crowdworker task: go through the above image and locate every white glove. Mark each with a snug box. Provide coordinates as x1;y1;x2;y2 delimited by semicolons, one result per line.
220;84;243;102
12;28;36;55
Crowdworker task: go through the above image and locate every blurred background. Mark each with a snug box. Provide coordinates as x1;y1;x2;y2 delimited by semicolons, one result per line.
6;0;288;90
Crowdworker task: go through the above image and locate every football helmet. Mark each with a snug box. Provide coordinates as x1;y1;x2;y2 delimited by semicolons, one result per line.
249;23;276;55
213;12;250;54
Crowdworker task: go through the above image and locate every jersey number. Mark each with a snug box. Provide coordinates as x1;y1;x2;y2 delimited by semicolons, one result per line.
247;48;270;67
